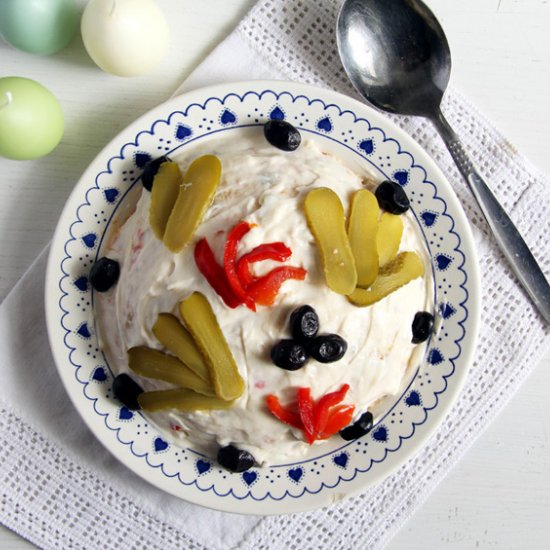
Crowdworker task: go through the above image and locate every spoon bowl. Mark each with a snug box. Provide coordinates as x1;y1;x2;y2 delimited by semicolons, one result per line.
336;0;550;323
337;0;449;117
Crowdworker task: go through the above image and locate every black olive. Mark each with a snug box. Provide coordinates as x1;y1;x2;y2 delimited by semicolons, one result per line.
141;155;170;191
289;305;320;341
112;373;143;410
217;445;255;473
339;411;374;440
89;257;120;292
270;339;308;371
308;334;347;363
375;180;410;214
411;311;435;343
263;120;302;151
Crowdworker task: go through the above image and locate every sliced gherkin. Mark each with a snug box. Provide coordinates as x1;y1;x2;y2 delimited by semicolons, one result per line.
163;155;222;253
304;187;357;295
347;189;379;288
348;251;424;306
128;346;213;396
376;212;404;267
138;388;235;412
152;313;210;383
179;292;244;402
149;162;182;239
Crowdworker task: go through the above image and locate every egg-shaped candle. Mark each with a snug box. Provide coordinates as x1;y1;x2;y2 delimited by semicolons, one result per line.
81;0;170;77
0;77;64;160
0;0;79;55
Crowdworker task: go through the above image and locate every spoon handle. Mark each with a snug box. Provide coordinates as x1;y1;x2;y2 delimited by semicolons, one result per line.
432;109;550;324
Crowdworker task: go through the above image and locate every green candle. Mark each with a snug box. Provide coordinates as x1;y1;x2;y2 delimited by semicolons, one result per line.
0;0;78;55
0;77;64;161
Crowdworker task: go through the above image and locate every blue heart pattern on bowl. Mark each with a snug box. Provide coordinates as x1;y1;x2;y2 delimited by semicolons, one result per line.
440;302;456;319
393;170;409;185
196;460;211;475
421;211;438;227
405;390;422;407
92;366;107;382
427;348;444;365
119;407;134;420
435;254;453;271
373;426;388;442
269;106;285;120
220;109;237;125
76;322;91;339
81;233;97;249
316;116;332;132
333;452;349;468
359;139;374;155
176;124;192;141
135;152;152;168
242;471;258;486
73;276;88;292
104;188;119;204
288;467;304;483
154;437;169;452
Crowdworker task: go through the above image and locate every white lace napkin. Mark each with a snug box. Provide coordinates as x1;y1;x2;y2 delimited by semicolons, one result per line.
1;1;549;549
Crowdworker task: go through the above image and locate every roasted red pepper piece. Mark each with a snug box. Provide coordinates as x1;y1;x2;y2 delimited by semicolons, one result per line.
199;220;306;310
194;238;242;308
297;387;316;444
223;221;256;311
236;242;292;286
247;266;307;306
266;384;355;444
314;383;350;436
266;394;302;429
318;404;356;440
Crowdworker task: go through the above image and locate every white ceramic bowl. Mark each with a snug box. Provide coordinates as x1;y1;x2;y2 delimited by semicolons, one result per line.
45;81;480;514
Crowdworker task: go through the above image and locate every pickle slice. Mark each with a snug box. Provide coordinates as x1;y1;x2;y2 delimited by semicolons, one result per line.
347;189;379;288
149;162;182;239
139;388;235;412
179;292;244;401
163;155;222;253
377;212;404;267
152;313;210;383
304;187;357;295
128;346;213;396
348;251;424;306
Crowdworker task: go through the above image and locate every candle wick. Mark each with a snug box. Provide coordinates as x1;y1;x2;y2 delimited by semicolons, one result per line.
110;0;117;16
0;92;13;111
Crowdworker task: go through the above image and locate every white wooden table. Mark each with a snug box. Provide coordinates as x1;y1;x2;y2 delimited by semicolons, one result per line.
1;0;548;548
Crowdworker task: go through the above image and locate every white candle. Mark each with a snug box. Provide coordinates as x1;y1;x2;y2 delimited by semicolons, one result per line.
81;0;170;77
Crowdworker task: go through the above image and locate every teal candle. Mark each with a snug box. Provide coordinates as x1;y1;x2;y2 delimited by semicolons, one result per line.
0;77;64;161
0;0;79;55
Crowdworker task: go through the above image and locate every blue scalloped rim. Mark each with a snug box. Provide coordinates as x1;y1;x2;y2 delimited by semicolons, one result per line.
55;88;471;503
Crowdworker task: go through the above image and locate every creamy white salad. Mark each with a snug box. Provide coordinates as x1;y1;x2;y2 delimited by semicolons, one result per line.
96;137;433;465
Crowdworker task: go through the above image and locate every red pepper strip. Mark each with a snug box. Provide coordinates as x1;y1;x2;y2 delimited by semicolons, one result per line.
223;221;256;311
265;394;302;429
247;266;307;307
236;242;292;287
313;384;350;436
297;387;316;444
318;404;356;440
194;239;242;308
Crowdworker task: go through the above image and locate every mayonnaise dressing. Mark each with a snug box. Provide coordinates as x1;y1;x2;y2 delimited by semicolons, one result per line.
96;139;432;465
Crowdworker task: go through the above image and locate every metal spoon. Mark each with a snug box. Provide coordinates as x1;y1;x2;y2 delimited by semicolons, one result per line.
337;0;550;324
